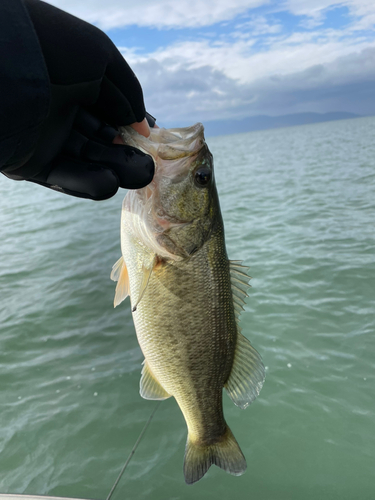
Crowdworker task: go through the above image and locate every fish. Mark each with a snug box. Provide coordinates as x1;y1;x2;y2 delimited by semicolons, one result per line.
111;123;265;484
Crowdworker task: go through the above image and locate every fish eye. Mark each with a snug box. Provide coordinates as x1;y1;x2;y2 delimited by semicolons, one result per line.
194;167;211;187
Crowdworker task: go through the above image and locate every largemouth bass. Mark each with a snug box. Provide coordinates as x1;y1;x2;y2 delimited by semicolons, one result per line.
111;123;265;484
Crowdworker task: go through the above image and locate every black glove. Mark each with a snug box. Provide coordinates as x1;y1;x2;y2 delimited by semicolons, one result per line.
3;0;155;200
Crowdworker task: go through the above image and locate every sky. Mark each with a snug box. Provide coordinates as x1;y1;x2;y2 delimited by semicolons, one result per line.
46;0;375;127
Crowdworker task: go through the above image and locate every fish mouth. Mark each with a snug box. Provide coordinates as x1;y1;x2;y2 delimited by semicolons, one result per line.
120;122;206;179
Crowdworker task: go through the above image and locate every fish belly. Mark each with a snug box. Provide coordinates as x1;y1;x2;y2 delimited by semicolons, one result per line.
127;234;236;442
123;228;249;484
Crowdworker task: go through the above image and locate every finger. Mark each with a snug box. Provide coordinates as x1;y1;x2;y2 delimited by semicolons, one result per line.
113;112;157;143
130;118;150;138
99;48;146;124
91;74;143;126
112;135;125;145
64;129;154;189
145;112;157;128
74;108;118;143
29;156;119;201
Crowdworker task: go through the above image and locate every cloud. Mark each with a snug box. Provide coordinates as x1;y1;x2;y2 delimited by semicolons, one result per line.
282;0;344;18
46;0;375;32
282;0;375;30
44;0;375;123
46;0;268;29
347;1;375;30
127;46;375;125
122;25;375;85
129;60;247;123
234;15;283;36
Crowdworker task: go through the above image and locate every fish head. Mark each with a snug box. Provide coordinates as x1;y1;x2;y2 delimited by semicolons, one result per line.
120;123;220;260
154;141;217;259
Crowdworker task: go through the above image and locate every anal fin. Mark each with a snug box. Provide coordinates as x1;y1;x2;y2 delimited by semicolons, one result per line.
140;361;171;400
225;332;265;409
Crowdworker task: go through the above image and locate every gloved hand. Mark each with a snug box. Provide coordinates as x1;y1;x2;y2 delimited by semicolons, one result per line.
4;0;155;200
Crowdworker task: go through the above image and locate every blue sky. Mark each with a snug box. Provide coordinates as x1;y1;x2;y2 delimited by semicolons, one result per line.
48;0;375;127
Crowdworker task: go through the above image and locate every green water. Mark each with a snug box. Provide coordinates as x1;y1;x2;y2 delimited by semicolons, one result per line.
0;116;374;499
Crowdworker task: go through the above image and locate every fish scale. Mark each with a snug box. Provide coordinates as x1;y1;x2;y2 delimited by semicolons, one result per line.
132;232;235;441
111;123;265;484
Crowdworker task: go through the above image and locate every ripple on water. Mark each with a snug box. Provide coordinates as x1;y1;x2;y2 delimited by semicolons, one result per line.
0;117;375;498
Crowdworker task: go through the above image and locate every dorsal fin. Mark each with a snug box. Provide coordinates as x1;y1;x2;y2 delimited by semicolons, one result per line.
225;332;265;409
229;260;251;321
226;260;265;408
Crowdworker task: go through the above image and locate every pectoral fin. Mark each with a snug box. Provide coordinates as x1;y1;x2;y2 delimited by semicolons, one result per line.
140;361;171;400
111;257;130;308
131;257;155;312
225;332;265;409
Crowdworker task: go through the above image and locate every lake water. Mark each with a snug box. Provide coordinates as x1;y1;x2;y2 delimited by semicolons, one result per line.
0;116;374;500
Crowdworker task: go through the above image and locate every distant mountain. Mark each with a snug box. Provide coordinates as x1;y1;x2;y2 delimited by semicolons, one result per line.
203;112;361;137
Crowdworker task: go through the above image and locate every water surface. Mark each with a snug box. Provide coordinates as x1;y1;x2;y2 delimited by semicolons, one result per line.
0;116;374;499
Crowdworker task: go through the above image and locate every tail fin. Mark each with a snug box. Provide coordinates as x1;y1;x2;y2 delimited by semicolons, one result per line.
183;426;247;484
